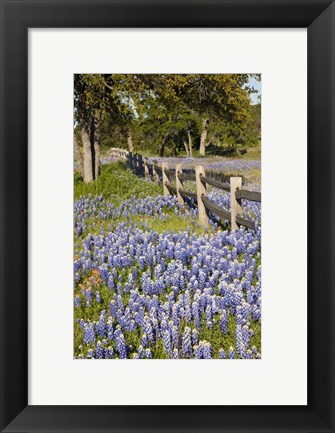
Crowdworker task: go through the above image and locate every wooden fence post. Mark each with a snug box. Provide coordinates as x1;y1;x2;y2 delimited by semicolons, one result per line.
129;152;133;170
144;157;149;178
138;154;143;176
136;154;140;175
195;165;208;228
134;154;137;173
176;163;184;206
162;162;170;196
230;176;242;230
152;161;158;181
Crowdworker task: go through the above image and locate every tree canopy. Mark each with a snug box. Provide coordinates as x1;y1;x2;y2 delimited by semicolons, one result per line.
74;74;261;181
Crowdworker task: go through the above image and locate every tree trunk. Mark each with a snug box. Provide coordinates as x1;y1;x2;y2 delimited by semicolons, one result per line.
183;141;189;157
159;134;168;158
159;143;165;158
187;130;193;157
127;130;134;153
81;128;93;183
94;140;100;180
199;118;209;156
74;133;84;176
93;119;101;180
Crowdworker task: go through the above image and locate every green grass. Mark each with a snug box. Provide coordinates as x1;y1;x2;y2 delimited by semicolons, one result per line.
242;145;261;160
74;161;162;201
74;210;204;252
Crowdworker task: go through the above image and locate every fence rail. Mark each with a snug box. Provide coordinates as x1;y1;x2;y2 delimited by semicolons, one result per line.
235;189;261;202
108;148;129;160
179;173;196;182
179;189;198;200
110;149;260;230
200;175;231;192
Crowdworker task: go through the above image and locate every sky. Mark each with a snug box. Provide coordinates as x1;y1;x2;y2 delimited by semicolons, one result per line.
248;75;261;105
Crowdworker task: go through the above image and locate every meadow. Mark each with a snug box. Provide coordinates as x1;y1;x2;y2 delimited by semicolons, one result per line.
74;159;261;359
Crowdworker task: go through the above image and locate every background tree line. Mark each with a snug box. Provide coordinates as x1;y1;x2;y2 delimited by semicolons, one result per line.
74;74;261;183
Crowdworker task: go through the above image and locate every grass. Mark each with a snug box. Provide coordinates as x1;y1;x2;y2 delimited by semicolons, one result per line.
74;161;162;201
242;145;261;160
74;210;205;252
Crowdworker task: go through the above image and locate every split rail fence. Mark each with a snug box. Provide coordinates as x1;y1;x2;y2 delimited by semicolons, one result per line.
108;148;261;230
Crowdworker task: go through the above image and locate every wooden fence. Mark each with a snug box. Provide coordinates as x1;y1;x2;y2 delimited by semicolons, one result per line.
108;148;129;160
110;149;261;230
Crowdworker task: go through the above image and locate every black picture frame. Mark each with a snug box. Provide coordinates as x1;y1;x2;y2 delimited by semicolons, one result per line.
1;0;334;432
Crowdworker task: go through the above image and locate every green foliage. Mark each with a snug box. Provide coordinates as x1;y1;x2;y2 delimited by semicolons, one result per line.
74;161;162;201
74;74;261;161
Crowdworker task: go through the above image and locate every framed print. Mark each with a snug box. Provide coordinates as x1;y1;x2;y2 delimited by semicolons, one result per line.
29;29;306;407
0;1;334;432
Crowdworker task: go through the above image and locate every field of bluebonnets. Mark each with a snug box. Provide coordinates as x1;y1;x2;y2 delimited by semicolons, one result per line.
74;158;261;359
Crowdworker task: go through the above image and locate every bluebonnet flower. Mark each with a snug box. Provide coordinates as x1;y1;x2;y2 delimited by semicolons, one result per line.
202;341;213;359
96;341;104;359
192;302;201;330
172;326;179;347
236;324;246;358
218;348;226;359
141;333;148;347
107;316;114;339
163;330;172;358
96;310;106;337
74;296;80;308
144;348;152;359
83;323;95;344
87;349;94;359
228;346;236;359
181;327;192;357
206;320;213;329
219;309;228;333
98;264;109;283
173;348;179;359
115;328;127;359
85;289;92;306
108;275;114;290
192;329;199;346
246;349;253;359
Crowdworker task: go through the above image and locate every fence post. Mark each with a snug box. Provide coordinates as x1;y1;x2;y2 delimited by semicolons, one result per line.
230;176;242;230
138;154;143;176
152;161;158;181
133;153;137;172
129;152;133;170
144;157;149;178
176;163;184;206
195;165;208;228
136;154;140;175
162;162;170;196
